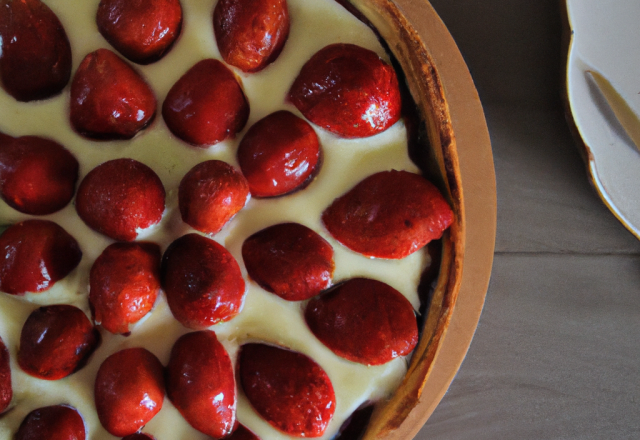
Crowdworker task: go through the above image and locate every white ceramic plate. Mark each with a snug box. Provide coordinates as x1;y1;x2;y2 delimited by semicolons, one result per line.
565;0;640;238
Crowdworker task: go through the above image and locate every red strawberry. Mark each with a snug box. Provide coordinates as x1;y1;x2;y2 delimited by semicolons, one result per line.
15;405;86;440
321;170;453;259
70;49;156;140
0;134;78;215
0;0;72;101
305;278;418;365
96;0;183;64
89;242;161;335
122;435;155;440
76;159;165;241
0;220;82;295
0;336;11;414
237;111;320;197
178;160;249;234
161;234;245;329
166;331;236;438
228;424;260;440
239;343;335;437
95;348;165;437
288;43;402;138
162;59;249;147
213;0;289;73
18;305;100;380
242;223;334;301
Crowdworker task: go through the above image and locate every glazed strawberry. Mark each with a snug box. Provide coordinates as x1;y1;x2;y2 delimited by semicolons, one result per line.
18;305;100;380
15;405;86;440
70;49;156;140
122;435;155;440
305;278;418;365
95;348;165;436
237;111;321;197
0;0;71;101
288;43;401;138
242;223;334;301
322;170;453;259
0;336;11;414
97;0;183;64
166;331;236;438
76;159;165;241
179;160;249;234
0;220;82;295
213;0;289;73
162;59;249;147
0;134;79;215
161;234;245;329
238;343;335;437
89;242;161;335
228;424;260;440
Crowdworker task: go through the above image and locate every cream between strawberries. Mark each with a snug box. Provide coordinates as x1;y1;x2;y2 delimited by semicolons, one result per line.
0;0;429;438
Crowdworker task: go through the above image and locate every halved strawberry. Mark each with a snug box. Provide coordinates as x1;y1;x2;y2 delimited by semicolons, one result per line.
0;135;78;215
0;220;82;295
228;424;260;440
305;278;418;365
0;0;72;101
162;59;249;147
76;159;165;241
97;0;183;64
70;49;156;140
166;331;236;438
15;405;86;440
89;242;161;335
238;343;335;437
0;336;11;414
321;170;453;259
288;43;401;138
213;0;289;73
242;223;334;301
95;348;165;437
18;305;100;380
237;111;320;197
161;234;245;329
178;160;249;234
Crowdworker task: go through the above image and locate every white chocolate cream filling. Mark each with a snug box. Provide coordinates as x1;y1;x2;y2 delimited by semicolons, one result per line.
0;0;429;438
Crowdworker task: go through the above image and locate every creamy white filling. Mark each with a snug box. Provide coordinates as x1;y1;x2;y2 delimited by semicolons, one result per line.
0;0;427;439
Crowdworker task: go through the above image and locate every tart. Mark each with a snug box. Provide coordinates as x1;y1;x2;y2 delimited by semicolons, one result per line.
0;0;495;439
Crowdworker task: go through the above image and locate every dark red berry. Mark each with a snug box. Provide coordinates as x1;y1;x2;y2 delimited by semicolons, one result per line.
238;343;335;437
288;43;401;138
242;223;334;301
161;234;245;329
0;336;11;414
0;220;82;295
228;424;260;440
89;242;161;335
0;0;72;101
162;59;249;147
76;159;165;241
70;49;156;140
305;278;418;365
321;170;453;259
97;0;183;64
18;305;100;380
167;331;236;438
95;348;165;437
0;135;78;215
178;160;249;234
15;405;86;440
122;434;155;440
213;0;289;73
237;111;320;197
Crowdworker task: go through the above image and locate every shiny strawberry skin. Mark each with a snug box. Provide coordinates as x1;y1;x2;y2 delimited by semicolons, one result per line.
0;134;78;215
15;405;86;440
97;0;183;64
0;0;72;101
166;331;236;438
0;220;82;295
70;49;157;140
